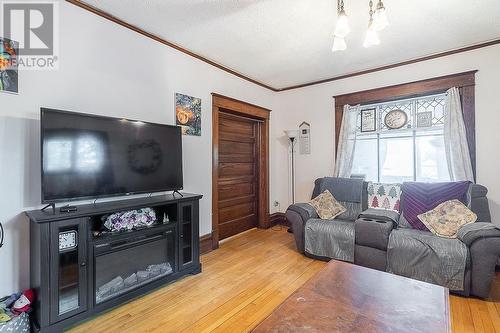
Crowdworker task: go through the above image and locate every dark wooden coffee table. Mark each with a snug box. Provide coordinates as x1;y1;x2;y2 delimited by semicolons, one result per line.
253;260;450;333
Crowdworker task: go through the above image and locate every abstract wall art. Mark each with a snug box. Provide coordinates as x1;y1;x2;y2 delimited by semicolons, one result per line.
175;93;201;136
0;37;19;94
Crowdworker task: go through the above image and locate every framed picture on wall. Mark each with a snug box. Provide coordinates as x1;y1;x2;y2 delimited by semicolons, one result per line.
417;111;433;128
0;37;19;94
175;93;201;136
361;108;376;132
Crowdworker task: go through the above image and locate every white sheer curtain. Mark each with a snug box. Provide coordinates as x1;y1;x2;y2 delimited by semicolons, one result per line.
334;104;360;178
444;87;474;181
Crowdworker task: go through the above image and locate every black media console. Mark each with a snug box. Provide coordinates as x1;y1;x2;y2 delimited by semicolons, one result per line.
26;193;202;332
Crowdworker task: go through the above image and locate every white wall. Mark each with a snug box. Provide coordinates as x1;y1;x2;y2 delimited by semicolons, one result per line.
0;2;275;296
271;44;500;228
270;88;335;208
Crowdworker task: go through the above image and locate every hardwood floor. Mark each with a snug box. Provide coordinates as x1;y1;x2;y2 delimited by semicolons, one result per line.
70;227;499;333
451;269;500;333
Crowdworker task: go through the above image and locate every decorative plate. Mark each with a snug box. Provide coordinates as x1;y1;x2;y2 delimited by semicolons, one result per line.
384;109;408;129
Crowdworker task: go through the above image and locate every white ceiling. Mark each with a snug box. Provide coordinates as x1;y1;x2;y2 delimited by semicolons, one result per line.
80;0;500;89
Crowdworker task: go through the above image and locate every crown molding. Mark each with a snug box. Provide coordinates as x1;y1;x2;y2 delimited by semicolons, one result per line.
279;39;500;91
66;1;500;93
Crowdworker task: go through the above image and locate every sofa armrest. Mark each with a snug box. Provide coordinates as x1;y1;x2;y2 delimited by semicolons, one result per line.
358;208;400;225
285;203;318;253
457;222;500;298
354;209;399;251
457;222;500;247
469;236;500;298
355;217;394;251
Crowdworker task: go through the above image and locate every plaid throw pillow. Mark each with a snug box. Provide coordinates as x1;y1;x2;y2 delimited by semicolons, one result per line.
308;190;346;220
418;199;477;238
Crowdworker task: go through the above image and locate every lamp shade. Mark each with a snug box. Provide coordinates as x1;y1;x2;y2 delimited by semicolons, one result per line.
284;130;299;139
373;6;389;31
334;9;350;38
363;24;380;48
332;36;347;52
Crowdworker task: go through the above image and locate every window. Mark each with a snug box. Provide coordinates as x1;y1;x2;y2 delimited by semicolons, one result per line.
351;93;450;183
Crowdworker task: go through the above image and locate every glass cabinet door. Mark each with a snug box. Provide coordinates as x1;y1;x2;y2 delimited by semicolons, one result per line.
179;203;194;270
50;218;88;323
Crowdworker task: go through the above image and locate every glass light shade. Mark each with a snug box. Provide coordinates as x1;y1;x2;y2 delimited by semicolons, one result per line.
331;36;347;52
373;7;389;31
284;130;299;139
334;10;350;38
363;26;380;48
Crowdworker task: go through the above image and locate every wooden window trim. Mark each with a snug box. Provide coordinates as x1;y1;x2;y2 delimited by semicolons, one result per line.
334;70;477;180
211;93;270;250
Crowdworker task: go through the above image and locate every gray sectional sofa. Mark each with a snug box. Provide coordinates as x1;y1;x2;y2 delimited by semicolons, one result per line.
286;177;500;298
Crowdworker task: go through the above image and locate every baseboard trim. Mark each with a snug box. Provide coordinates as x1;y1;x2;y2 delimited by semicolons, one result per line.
200;233;214;255
270;212;288;227
201;214;287;255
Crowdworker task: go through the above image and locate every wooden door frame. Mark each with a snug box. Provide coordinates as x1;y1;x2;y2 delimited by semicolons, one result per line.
211;93;270;250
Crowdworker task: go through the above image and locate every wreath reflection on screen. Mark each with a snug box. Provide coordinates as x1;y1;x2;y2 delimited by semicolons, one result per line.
127;140;162;174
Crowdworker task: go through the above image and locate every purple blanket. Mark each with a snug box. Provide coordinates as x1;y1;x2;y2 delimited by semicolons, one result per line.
402;181;471;231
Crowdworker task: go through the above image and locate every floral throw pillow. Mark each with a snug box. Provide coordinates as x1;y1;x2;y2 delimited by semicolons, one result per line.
417;199;477;238
103;207;157;232
308;190;346;220
367;182;401;212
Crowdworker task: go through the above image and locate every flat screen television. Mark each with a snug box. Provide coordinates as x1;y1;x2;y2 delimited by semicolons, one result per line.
41;108;183;203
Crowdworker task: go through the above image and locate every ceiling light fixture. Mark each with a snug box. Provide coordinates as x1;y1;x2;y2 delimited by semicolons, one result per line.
363;0;380;48
332;0;388;52
334;0;350;38
373;0;389;31
332;0;349;52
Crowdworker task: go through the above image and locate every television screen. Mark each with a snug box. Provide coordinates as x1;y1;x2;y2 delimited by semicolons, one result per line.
41;108;183;203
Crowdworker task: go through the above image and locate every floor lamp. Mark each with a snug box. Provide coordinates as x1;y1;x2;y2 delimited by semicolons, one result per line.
284;129;299;233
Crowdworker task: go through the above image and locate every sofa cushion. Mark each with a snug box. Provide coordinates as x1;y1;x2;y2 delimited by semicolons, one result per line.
418;199;477;238
397;214;413;229
367;182;401;212
308;190;346;220
305;218;354;262
336;201;362;221
387;228;468;290
314;177;364;203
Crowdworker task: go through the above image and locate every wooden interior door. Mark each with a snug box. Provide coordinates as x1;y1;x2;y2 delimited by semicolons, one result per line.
216;112;259;240
212;93;270;249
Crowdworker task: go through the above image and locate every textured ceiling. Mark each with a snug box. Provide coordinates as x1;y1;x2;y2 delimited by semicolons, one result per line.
79;0;500;89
